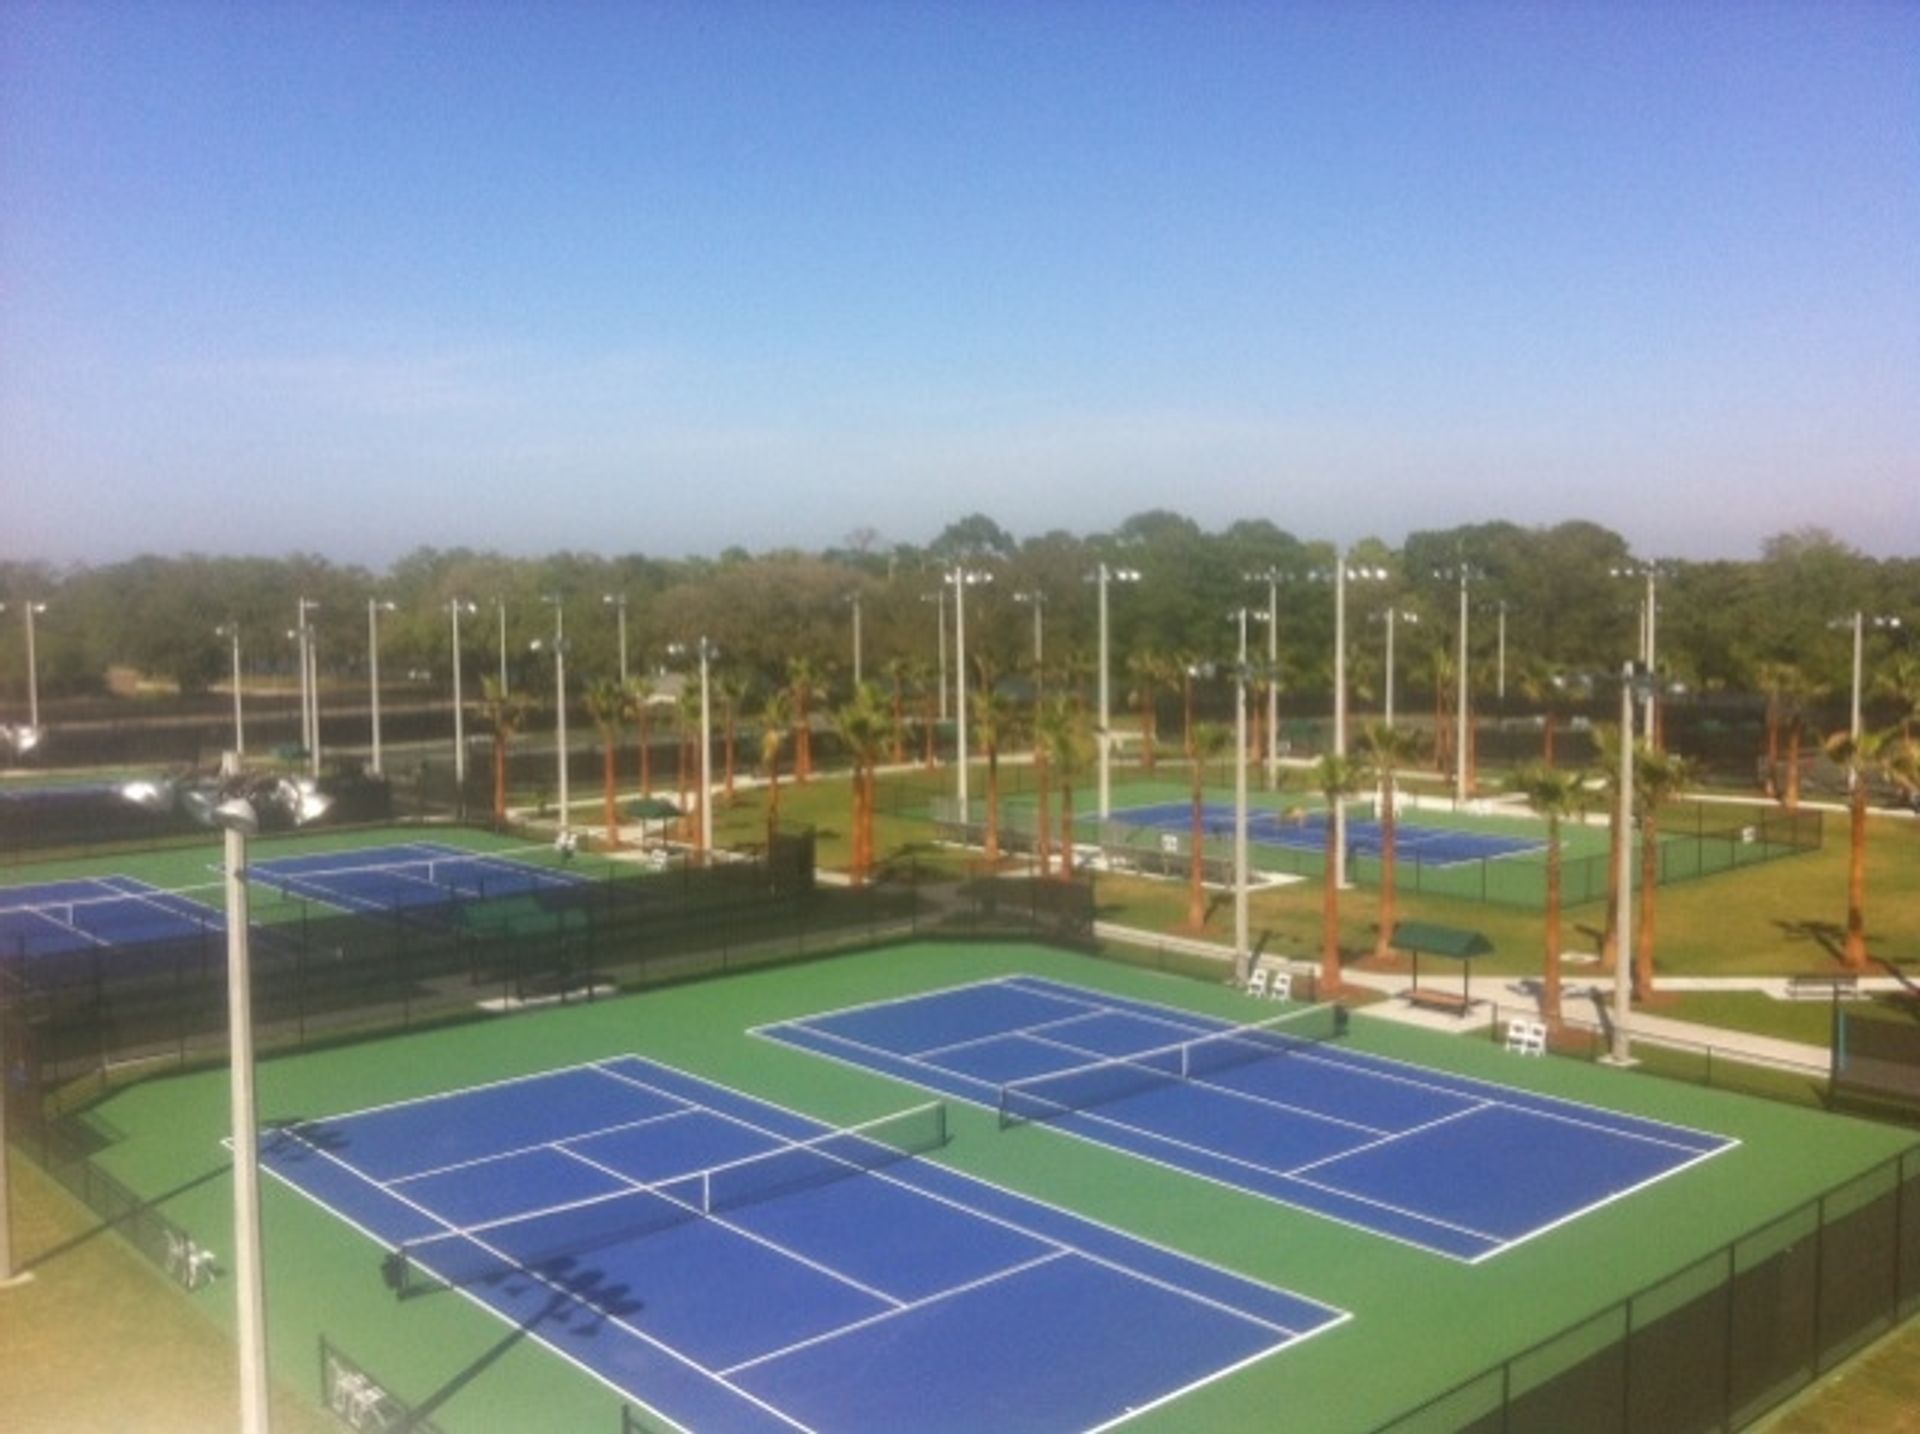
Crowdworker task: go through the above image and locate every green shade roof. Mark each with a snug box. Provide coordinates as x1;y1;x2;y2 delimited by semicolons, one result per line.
1391;921;1494;958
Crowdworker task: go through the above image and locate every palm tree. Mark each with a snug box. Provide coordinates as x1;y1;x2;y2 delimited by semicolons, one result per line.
716;671;750;805
1872;653;1920;742
787;657;819;783
759;690;792;845
1037;696;1094;880
1127;648;1165;774
1185;723;1232;929
1504;764;1590;1025
1361;722;1425;961
1632;745;1694;1001
834;683;890;885
1313;753;1369;996
584;677;630;849
881;657;912;764
625;674;657;796
1823;726;1917;971
1776;667;1824;813
971;677;1017;866
476;675;533;828
1511;659;1559;767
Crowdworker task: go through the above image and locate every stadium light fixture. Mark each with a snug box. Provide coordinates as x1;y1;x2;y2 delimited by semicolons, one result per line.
448;599;478;790
1088;564;1141;818
603;593;629;686
366;600;397;775
121;759;332;1434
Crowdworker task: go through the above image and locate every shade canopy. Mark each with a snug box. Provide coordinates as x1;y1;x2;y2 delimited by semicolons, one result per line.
1390;921;1494;960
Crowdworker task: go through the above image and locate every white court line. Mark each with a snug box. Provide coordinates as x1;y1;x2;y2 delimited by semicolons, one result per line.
3;904;110;948
259;1121;816;1432
1285;1102;1491;1178
389;1107;698;1186
718;1251;1072;1378
598;1057;1341;1337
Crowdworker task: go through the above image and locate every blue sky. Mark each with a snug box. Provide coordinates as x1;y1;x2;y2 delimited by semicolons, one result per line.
4;1;1915;565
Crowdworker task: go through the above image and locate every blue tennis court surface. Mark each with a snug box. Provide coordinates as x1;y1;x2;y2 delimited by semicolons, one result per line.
0;875;220;959
246;841;586;913
759;976;1736;1262
261;1058;1344;1432
1104;800;1544;867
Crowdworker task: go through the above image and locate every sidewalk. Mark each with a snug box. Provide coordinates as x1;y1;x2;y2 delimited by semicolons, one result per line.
1095;920;1836;1071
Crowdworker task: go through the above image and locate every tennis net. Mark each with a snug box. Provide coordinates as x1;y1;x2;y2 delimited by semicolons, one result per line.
997;1002;1348;1128
384;1099;948;1298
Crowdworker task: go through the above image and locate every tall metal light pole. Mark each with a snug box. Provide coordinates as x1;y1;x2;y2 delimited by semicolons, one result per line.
1012;589;1046;691
603;593;629;686
1456;569;1470;804
949;567;991;813
845;591;863;688
1606;663;1647;1066
534;595;569;825
1381;609;1418;729
1838;611;1903;790
1611;564;1660;739
1230;607;1262;977
1246;570;1285;789
294;598;321;776
671;639;718;855
366;599;396;775
920;588;949;723
217;622;245;755
1091;563;1141;818
21;601;48;733
448;599;477;787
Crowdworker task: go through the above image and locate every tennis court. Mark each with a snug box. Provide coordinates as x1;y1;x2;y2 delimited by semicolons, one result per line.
0;874;220;959
1102;800;1544;868
260;1055;1344;1433
760;975;1735;1262
245;840;590;914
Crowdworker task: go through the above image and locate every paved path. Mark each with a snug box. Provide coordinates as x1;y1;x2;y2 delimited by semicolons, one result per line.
1094;919;1840;1072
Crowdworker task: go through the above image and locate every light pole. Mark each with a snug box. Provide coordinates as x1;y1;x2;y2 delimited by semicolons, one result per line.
949;566;992;813
20;600;48;733
1245;570;1286;789
217;622;245;755
366;599;396;775
448;599;477;788
1329;559;1390;887
1837;612;1903;789
294;598;321;777
1432;563;1475;804
1611;565;1660;739
671;638;718;855
122;762;332;1434
1229;607;1268;978
1606;663;1653;1066
920;588;949;723
533;595;569;826
603;593;629;686
1091;563;1141;818
1012;589;1047;690
845;591;863;687
1377;608;1419;729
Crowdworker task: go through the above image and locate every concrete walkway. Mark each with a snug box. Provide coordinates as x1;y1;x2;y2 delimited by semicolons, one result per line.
1094;919;1839;1072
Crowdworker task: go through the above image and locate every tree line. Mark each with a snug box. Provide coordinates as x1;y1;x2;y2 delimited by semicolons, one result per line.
3;515;1916;733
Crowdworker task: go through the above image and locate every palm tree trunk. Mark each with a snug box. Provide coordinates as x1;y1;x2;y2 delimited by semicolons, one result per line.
849;765;865;884
1635;811;1658;1000
638;715;653;796
1059;780;1074;880
1543;711;1556;768
1844;782;1868;969
1785;718;1804;812
1763;696;1779;797
1320;817;1342;995
602;740;620;849
1543;816;1563;1025
493;736;508;827
1187;767;1206;929
984;746;1001;864
1034;751;1052;878
1372;772;1397;960
723;714;737;804
891;687;905;763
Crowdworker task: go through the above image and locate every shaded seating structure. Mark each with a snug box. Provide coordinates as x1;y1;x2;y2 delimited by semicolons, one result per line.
1389;920;1493;1017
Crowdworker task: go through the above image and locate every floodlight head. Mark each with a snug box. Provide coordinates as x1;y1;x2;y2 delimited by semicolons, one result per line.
212;797;261;836
119;775;176;812
373;599;397;614
8;725;44;757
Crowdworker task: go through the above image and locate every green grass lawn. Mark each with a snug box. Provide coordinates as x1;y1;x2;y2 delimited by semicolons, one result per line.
42;937;1918;1433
